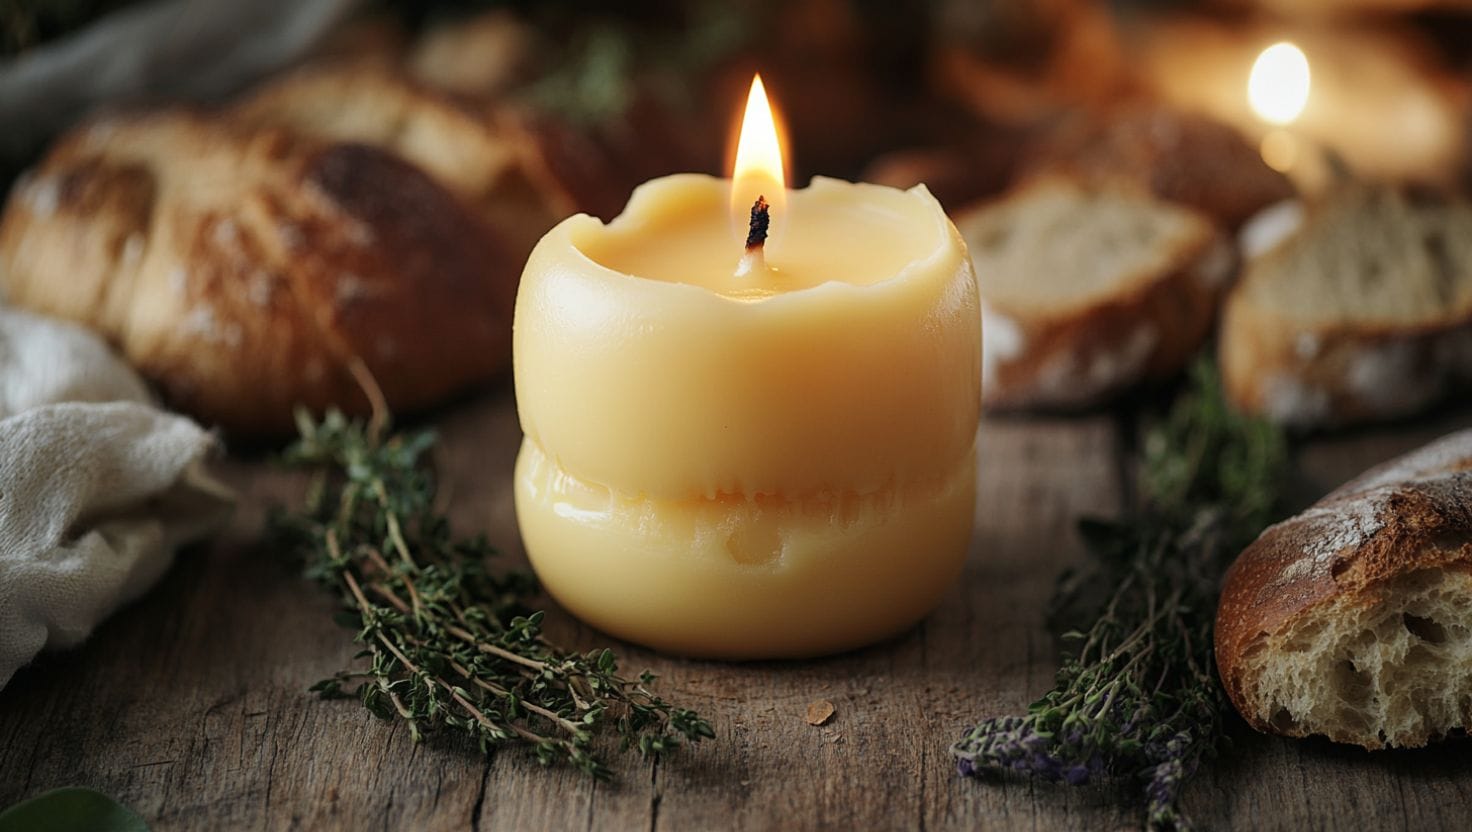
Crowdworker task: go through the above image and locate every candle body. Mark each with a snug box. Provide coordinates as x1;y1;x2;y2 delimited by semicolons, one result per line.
513;174;980;658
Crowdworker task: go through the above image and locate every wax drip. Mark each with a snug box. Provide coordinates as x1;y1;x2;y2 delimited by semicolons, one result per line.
736;196;769;277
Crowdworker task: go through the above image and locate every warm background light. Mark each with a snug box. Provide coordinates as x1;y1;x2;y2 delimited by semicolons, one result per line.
1248;42;1311;125
730;74;788;226
1138;19;1463;184
1259;129;1299;173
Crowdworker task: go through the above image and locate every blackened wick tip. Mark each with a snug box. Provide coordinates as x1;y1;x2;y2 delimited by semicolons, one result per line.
745;196;770;250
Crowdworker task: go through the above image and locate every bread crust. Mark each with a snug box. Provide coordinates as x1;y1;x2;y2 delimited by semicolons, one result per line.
1215;430;1472;746
0;109;519;434
962;180;1232;411
1221;285;1472;430
229;61;566;258
1025;103;1295;230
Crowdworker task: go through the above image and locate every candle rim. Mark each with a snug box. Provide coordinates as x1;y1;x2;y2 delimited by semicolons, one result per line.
546;173;967;306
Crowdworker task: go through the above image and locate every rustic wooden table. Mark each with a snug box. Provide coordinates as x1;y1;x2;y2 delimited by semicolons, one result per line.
2;384;1469;831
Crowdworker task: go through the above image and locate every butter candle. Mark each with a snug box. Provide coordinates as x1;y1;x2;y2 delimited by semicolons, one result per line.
512;77;980;658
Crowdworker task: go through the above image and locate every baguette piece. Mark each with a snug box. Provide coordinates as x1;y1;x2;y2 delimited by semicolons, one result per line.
956;178;1231;410
1216;429;1472;749
1220;186;1472;429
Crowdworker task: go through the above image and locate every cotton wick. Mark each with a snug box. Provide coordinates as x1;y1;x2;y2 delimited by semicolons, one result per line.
745;196;770;249
736;195;769;277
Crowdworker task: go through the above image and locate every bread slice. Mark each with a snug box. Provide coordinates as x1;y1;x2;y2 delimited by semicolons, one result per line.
956;177;1230;410
1216;429;1472;749
1220;186;1472;429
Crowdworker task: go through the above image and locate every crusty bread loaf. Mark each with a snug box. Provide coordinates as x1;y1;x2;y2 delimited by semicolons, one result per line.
1220;186;1472;429
236;56;704;234
1216;429;1472;749
0;109;518;434
956;177;1231;410
230;61;567;258
1025;102;1295;229
0;5;716;435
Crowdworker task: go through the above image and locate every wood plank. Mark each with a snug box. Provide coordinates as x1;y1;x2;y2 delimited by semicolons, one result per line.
0;391;1127;830
3;388;1470;831
643;413;1129;832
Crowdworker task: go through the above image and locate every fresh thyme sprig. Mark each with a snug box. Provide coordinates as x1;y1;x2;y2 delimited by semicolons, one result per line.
952;359;1288;830
269;409;713;779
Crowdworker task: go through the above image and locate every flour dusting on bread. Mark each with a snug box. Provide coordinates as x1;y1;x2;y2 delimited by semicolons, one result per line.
1217;429;1472;749
0;108;522;434
959;178;1226;410
979;301;1024;391
1221;186;1472;428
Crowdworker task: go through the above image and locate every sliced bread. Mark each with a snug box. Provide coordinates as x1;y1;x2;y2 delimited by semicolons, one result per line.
957;177;1231;410
1216;429;1472;749
1220;186;1472;428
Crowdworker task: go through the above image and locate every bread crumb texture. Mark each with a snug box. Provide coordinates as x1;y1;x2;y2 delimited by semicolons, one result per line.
959;177;1223;410
1243;568;1472;748
1218;429;1472;749
1221;186;1472;428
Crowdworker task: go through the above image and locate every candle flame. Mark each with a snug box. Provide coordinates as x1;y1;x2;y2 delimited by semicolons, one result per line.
731;74;787;227
1248;42;1310;126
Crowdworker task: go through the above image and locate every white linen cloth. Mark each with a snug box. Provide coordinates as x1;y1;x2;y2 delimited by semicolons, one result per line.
0;308;233;688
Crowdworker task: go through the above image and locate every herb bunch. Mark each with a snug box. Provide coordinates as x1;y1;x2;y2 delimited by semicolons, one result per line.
270;410;713;779
952;360;1288;830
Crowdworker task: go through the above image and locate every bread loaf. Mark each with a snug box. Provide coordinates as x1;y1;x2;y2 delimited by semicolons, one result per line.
1220;186;1472;429
230;61;566;258
1025;103;1295;229
1216;429;1472;749
0;110;519;434
956;177;1231;410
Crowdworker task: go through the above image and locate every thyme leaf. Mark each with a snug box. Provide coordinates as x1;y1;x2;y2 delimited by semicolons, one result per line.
952;359;1289;830
270;409;714;779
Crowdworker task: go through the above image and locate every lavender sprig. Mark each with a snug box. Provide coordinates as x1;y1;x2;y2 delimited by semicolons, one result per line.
953;360;1287;830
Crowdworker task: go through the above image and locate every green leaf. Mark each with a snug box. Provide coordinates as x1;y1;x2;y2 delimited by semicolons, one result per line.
0;788;149;832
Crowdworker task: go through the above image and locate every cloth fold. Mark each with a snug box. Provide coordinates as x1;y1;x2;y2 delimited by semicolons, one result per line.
0;308;233;688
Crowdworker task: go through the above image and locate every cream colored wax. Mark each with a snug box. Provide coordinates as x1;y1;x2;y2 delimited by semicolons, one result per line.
513;174;980;659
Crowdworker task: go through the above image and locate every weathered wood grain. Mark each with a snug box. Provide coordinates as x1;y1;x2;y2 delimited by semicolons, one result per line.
1;387;1469;831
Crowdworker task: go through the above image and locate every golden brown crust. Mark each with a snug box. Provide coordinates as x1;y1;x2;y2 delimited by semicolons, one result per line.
963;180;1231;411
1025;102;1295;230
497;95;711;224
229;61;562;258
1214;430;1472;739
0;109;518;434
1219;191;1472;428
227;58;707;252
1221;292;1472;429
985;237;1226;411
